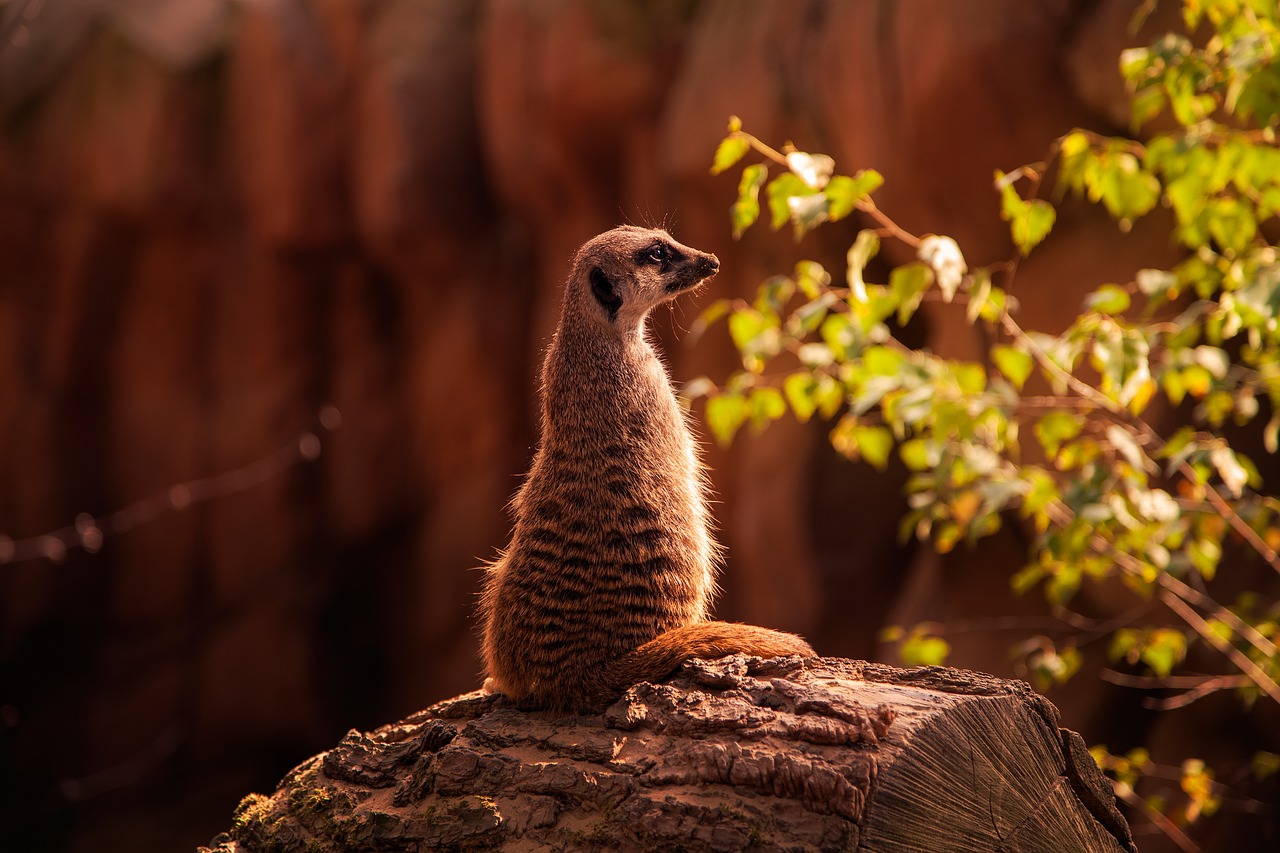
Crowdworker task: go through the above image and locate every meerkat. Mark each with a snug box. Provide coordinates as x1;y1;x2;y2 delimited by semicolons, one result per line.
479;225;815;712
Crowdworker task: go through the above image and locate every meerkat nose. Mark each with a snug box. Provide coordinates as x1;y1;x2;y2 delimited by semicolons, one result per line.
703;255;720;274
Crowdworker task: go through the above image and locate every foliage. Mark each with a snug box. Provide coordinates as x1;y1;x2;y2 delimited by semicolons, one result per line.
698;0;1280;843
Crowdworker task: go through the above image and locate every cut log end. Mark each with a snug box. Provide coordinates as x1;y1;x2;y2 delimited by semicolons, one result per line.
201;656;1134;852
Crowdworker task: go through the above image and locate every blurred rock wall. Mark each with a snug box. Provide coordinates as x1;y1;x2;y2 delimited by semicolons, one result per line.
3;1;1269;851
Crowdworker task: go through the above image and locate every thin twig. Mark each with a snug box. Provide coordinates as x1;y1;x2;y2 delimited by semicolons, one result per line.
1112;781;1201;853
1160;590;1280;707
856;198;921;248
1158;572;1279;660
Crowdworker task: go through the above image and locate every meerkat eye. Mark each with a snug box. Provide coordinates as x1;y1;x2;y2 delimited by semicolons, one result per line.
646;244;667;264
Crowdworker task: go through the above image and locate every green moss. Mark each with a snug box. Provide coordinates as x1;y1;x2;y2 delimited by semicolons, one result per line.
231;793;271;832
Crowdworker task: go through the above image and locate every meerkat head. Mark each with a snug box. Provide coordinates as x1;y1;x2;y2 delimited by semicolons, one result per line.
568;226;720;334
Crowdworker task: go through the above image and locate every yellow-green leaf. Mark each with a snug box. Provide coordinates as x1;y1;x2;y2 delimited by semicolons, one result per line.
1086;284;1132;315
852;424;894;470
711;135;750;175
1035;411;1084;459
992;344;1034;390
783;372;818;422
706;393;749;447
731;164;768;238
847;229;880;303
901;632;950;666
889;262;934;326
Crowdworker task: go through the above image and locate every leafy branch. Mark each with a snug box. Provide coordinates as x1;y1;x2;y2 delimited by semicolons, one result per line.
694;0;1280;839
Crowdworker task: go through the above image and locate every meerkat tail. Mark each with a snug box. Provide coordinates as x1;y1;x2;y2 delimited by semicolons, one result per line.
597;621;816;704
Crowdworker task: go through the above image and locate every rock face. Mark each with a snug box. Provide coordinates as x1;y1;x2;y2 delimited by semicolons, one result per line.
201;657;1134;853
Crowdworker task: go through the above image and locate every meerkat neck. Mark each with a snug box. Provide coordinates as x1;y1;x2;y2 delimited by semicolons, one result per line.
542;315;664;424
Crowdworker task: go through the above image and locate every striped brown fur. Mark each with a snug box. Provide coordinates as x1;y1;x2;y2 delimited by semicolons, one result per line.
480;226;815;712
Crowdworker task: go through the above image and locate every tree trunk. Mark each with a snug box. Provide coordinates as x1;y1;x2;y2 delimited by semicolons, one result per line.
200;656;1134;852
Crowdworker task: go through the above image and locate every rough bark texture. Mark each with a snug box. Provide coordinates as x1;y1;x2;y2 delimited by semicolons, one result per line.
200;657;1134;853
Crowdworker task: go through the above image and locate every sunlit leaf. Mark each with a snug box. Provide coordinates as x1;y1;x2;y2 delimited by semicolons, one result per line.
731;164;768;238
711;135;750;175
749;387;787;426
991;344;1034;390
706;393;749;447
847;229;881;303
1086;284;1132;315
766;172;814;230
1035;412;1083;460
853;425;894;471
889;262;934;326
783;372;818;422
901;631;951;666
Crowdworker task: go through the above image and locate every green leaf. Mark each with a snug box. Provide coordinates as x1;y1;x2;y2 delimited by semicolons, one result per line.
820;313;858;361
1035;412;1084;460
728;309;769;352
991;344;1034;390
1012;562;1047;595
1015;199;1057;255
1097;153;1160;224
711;135;750;175
706;393;749;447
1252;752;1280;781
901;631;951;667
846;229;881;302
766;172;816;231
1188;537;1222;580
794;260;830;300
853;425;894;471
889;262;934;326
1086;284;1132;315
998;171;1056;255
691;299;732;339
787;193;830;238
812;374;845;419
1141;629;1187;678
1046;561;1082;604
749;387;787;425
967;269;993;325
727;308;780;372
863;344;904;377
1206;197;1257;254
731;164;768;238
753;275;795;316
825;169;883;221
783;372;818;422
899;438;938;471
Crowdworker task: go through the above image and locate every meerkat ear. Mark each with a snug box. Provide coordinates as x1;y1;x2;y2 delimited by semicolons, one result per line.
589;267;622;322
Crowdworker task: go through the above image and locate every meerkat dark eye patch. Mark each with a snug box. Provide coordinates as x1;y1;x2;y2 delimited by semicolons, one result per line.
634;243;685;268
590;267;622;322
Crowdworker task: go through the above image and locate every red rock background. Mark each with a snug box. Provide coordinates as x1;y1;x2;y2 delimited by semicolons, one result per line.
0;1;1275;850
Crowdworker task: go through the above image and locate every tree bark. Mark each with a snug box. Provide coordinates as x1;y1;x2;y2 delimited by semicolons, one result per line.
200;656;1135;852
